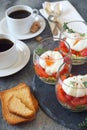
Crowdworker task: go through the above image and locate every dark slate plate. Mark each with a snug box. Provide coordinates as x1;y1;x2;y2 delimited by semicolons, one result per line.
32;63;87;130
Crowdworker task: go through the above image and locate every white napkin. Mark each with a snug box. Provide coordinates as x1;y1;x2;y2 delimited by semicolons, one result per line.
40;0;84;38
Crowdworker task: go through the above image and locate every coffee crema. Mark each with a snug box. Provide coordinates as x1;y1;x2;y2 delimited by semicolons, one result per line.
0;39;13;52
8;10;31;19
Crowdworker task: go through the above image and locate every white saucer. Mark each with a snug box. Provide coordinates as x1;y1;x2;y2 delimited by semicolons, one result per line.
0;15;46;40
0;40;30;77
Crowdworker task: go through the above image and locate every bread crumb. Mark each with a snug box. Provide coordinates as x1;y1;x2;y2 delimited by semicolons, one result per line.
35;36;42;42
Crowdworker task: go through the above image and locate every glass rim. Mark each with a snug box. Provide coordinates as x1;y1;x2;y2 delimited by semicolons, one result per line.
61;20;87;40
57;63;87;90
58;77;87;90
34;37;71;59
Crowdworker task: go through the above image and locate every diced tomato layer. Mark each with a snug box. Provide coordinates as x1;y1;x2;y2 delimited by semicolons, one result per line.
60;74;72;81
71;48;87;57
34;63;70;79
34;63;57;79
80;48;87;57
71;96;87;107
59;64;70;76
71;49;81;56
56;84;87;109
60;75;67;81
56;84;67;103
54;47;60;51
34;64;49;78
60;41;87;57
59;41;69;53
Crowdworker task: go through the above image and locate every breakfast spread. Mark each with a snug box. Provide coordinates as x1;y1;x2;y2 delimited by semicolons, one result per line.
0;83;39;125
56;74;87;111
0;2;87;130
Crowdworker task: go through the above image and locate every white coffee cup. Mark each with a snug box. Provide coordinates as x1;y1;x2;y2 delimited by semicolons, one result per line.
5;5;38;35
0;34;17;69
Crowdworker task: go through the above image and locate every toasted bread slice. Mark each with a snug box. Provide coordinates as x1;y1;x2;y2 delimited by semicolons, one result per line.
31;94;39;112
10;85;36;113
0;83;36;125
8;96;34;118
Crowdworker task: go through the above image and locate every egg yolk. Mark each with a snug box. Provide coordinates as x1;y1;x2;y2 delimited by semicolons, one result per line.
45;56;54;66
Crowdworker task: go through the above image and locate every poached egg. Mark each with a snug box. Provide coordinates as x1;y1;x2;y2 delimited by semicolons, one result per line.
62;75;87;97
39;50;64;75
66;38;87;51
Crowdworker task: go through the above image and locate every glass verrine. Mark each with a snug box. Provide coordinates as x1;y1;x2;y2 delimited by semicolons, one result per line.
33;37;71;84
60;21;87;65
55;63;87;112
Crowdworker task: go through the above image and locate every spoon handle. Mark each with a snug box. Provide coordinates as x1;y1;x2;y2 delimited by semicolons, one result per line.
53;23;58;36
55;20;62;31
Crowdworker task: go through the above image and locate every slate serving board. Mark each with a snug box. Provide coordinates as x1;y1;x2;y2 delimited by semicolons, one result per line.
32;63;87;130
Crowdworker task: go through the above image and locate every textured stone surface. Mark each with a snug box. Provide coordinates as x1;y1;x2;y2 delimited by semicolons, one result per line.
33;74;87;130
0;0;87;130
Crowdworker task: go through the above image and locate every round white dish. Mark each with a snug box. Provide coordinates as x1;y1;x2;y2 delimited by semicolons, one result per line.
0;40;30;77
0;15;46;40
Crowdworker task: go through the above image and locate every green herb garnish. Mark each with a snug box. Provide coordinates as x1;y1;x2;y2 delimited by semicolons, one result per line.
76;105;86;109
83;81;87;88
63;22;86;37
80;33;86;37
63;22;75;33
78;117;87;129
35;48;47;55
70;81;87;88
70;81;75;86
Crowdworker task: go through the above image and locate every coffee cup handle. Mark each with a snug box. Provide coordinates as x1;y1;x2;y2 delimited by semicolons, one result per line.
33;9;38;17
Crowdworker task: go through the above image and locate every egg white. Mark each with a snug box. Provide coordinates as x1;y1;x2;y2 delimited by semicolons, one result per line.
39;50;64;75
62;75;87;97
66;38;87;51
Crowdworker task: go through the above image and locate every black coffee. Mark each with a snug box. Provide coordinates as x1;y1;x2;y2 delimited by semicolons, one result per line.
0;39;13;52
8;10;31;19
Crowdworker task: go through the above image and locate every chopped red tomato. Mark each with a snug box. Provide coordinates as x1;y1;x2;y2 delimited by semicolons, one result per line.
57;84;72;104
34;64;49;78
61;41;87;58
34;63;57;79
60;75;67;81
60;64;70;76
71;49;80;56
56;83;87;109
60;74;73;81
80;48;87;57
59;41;69;53
54;47;59;51
57;84;67;103
34;59;70;80
65;94;73;101
71;96;87;107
